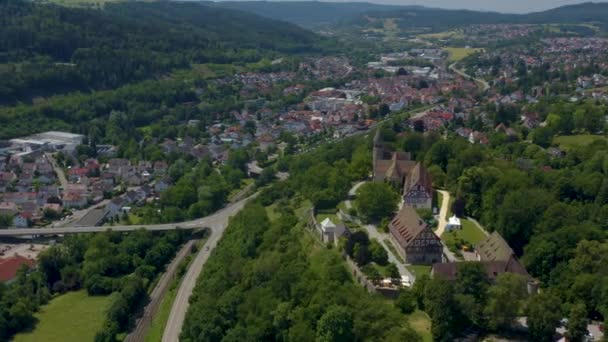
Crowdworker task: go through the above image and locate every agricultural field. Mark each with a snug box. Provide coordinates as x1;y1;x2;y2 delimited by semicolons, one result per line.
14;291;113;342
444;47;483;62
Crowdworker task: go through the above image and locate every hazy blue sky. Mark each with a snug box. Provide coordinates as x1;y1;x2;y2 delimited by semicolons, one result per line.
369;0;607;13
218;0;608;13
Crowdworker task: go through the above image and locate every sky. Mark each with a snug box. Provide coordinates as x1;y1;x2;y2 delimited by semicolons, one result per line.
217;0;608;14
368;0;607;13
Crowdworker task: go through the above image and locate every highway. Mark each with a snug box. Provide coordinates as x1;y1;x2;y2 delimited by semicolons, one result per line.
0;193;256;237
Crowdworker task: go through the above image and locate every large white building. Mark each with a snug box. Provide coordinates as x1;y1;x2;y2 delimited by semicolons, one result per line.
9;131;84;154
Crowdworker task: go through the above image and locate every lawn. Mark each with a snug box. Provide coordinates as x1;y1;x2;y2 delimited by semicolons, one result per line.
407;265;431;278
445;47;483;62
407;310;433;342
315;212;339;224
553;134;607;151
441;219;487;252
14;291;113;342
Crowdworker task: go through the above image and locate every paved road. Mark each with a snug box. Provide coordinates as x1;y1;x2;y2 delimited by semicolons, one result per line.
161;221;231;341
345;181;366;210
434;190;457;262
449;63;490;91
45;152;68;190
125;239;197;342
0;194;256;237
435;190;451;237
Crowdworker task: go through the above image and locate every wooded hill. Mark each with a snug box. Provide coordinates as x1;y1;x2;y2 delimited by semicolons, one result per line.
0;0;322;103
211;1;608;32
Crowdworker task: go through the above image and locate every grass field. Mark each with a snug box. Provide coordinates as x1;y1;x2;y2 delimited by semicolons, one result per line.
14;291;113;342
441;219;486;251
553;134;607;150
445;47;483;62
407;310;433;342
407;265;431;278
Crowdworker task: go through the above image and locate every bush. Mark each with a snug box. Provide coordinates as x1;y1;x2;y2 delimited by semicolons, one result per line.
395;289;417;314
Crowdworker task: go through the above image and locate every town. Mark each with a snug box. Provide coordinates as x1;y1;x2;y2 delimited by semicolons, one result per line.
1;2;608;342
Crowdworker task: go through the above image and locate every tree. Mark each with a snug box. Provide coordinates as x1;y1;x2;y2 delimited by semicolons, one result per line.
412;274;429;310
354;182;399;223
527;292;562;342
532;127;554;148
369;239;388;265
451;198;465;218
387;263;400;279
0;214;12;229
424;279;461;341
396;288;416;314
566;303;588;342
484;273;528;331
379;103;390;117
316;306;354;342
455;262;490;301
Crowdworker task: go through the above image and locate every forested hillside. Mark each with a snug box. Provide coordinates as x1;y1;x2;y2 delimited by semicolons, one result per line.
181;203;421;341
0;0;321;103
209;1;407;27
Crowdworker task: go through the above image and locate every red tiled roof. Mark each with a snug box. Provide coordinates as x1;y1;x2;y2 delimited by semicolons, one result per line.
0;256;35;282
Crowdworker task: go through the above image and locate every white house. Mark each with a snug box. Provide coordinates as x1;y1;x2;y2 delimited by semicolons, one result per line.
319;218;346;245
445;215;462;232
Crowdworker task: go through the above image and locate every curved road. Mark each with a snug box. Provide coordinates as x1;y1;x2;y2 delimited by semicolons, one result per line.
449;63;490;91
0;194;255;237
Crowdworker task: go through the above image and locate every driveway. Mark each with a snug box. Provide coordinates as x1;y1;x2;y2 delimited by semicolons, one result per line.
435;190;458;262
345;181;367;210
435;190;451;237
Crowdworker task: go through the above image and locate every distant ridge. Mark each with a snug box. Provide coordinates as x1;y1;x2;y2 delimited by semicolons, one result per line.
208;1;608;30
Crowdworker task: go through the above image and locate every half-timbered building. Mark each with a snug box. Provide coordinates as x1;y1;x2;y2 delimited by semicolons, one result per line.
389;205;443;265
